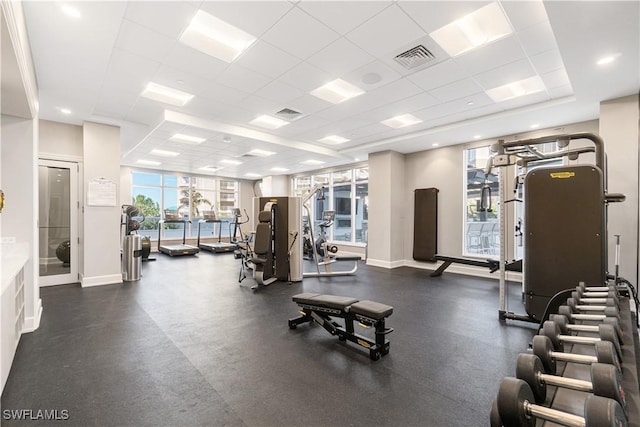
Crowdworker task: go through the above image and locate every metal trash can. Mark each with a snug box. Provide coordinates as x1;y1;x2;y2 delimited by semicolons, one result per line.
122;234;142;281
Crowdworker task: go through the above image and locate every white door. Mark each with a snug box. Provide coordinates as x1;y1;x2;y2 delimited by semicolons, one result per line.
38;160;78;286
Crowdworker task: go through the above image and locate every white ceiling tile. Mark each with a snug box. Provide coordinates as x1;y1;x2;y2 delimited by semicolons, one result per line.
278;62;333;93
541;68;571;90
255;80;305;104
126;99;165;125
517;21;559;57
234;41;301;79
261;7;340;60
473;59;537;90
548;84;574;99
453;35;526;75
496;91;550;110
276;115;332;137
530;49;565;75
238;95;283;116
407;59;470;91
501;0;549;31
196;82;250;107
124;1;197;38
365;92;441;122
298;1;392;35
286;94;333;116
345;5;426;58
198;1;294;37
216;64;272;93
163;44;229;81
102;48;161;94
397;1;491;33
343;60;402;91
115;20;176;63
428;79;484;103
306;38;375;77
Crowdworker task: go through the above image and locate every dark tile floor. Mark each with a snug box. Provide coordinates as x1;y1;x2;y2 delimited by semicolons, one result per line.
2;254;538;426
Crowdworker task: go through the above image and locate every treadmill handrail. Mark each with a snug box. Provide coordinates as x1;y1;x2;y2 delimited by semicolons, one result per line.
158;218;190;249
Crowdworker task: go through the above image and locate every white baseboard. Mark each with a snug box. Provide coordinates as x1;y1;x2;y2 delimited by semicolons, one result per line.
366;258;404;269
22;298;43;333
81;273;123;287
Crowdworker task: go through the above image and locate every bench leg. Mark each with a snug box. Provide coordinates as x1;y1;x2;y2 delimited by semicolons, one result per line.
430;261;452;277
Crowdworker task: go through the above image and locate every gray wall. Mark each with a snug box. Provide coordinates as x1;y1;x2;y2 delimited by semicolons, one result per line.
39;119;82;160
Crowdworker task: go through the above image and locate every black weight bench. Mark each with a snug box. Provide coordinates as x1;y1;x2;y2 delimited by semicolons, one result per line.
288;293;393;360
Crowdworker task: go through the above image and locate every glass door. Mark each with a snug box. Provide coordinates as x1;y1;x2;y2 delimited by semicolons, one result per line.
39;159;78;286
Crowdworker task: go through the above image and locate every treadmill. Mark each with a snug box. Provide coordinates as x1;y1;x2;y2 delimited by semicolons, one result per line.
157;210;200;256
197;210;237;253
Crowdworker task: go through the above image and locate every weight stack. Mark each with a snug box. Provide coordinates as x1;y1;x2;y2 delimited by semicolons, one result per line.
523;165;606;320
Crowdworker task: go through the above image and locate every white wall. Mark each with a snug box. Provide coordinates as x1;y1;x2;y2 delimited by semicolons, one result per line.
261;175;289;197
81;122;122;287
599;94;640;284
1;114;40;331
39;119;82;160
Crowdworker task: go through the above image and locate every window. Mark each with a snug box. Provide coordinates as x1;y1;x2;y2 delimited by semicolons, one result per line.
130;171;239;240
463;147;499;257
293;166;368;245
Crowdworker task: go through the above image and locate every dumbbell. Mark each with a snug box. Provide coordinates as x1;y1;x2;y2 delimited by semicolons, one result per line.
540;320;622;362
571;291;619;308
515;353;627;412
567;297;618;314
532;335;620;374
558;304;619;323
494;377;628;427
577;281;617;294
550;314;624;345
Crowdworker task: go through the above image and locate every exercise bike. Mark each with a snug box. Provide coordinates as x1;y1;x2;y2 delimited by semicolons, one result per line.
314;211;339;259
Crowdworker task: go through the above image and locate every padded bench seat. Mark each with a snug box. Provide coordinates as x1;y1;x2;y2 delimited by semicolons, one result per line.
289;293;393;360
292;293;359;310
351;300;393;320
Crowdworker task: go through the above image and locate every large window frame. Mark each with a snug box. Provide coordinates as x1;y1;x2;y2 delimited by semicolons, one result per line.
131;170;239;241
293;165;368;245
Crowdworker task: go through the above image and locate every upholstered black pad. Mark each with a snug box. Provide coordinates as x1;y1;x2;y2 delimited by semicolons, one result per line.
292;293;359;310
350;300;393;320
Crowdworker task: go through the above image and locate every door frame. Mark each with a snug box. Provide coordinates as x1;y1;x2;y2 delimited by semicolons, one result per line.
38;159;79;286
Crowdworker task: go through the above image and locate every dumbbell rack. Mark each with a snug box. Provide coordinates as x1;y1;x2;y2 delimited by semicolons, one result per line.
496;292;640;426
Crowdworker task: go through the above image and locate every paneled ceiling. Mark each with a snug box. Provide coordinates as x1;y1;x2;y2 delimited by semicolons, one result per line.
21;1;639;179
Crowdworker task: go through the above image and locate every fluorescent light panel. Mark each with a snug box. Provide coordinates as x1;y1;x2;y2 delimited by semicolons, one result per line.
381;113;423;129
180;10;256;63
310;79;365;104
245;173;261;178
270;167;289;172
61;4;81;18
247;149;276;157
137;160;161;166
485;76;546;102
250;115;289;129
150;149;180;157
199;166;223;172
302;160;325;165
597;53;621;65
429;2;513;57
141;82;194;106
59;107;71;114
318;135;350;145
170;133;205;144
220;159;243;165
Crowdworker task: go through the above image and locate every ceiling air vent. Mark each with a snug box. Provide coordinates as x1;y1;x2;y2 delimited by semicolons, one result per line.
275;108;304;122
394;45;435;70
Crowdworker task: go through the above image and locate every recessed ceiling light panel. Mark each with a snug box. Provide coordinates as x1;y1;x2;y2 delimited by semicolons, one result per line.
250;115;290;129
169;133;206;144
381;113;423;129
310;79;365;104
199;165;223;172
270;167;289;172
150;149;180;157
596;53;621;65
245;172;261;178
141;82;194;106
220;159;243;165
485;76;546;102
180;10;256;63
318;135;350;145
247;149;276;157
137;160;161;166
61;4;81;18
302;160;325;165
429;2;513;57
